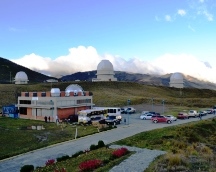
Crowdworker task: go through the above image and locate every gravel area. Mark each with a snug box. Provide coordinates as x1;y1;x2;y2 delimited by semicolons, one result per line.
109;145;166;172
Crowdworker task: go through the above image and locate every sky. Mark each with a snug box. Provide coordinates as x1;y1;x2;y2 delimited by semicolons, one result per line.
1;0;216;82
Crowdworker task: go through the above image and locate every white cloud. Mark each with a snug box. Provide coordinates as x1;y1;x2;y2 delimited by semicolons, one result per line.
199;0;205;3
165;15;172;21
203;10;214;21
11;46;216;83
177;9;186;16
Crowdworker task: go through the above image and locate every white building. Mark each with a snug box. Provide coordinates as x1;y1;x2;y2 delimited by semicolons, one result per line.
17;84;94;121
92;60;117;82
14;71;29;84
169;72;184;88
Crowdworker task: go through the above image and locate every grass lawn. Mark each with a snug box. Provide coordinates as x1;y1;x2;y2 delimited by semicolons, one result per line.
0;117;102;160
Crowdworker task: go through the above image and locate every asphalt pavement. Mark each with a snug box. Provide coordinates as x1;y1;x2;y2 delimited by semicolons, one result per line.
0;113;215;172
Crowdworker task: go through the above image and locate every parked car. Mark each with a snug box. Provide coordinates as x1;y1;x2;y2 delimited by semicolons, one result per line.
91;116;106;124
141;111;149;115
177;112;189;119
151;115;172;124
166;115;177;121
140;113;153;120
188;110;199;118
206;109;214;114
198;111;207;116
120;107;127;114
105;115;121;125
125;107;136;114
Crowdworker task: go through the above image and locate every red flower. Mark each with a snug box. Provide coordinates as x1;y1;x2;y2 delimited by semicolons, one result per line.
45;159;55;166
112;147;128;158
79;159;102;171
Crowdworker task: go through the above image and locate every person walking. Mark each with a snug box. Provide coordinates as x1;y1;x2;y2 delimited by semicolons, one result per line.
48;116;50;122
44;116;48;123
199;113;202;120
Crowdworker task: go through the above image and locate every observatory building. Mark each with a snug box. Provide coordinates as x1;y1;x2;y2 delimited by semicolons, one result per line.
92;60;117;82
169;72;184;88
17;84;94;121
14;71;29;84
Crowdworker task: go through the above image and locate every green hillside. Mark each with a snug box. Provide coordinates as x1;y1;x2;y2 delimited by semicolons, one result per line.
0;81;216;109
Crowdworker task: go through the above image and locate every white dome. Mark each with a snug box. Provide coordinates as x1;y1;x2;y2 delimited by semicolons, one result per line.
15;71;28;81
65;84;84;96
97;60;114;71
65;84;84;92
97;60;114;75
170;72;184;88
170;72;184;81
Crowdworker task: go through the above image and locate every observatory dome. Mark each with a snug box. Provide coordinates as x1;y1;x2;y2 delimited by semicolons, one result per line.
169;72;184;88
14;71;28;84
170;72;184;81
65;84;84;96
97;60;114;75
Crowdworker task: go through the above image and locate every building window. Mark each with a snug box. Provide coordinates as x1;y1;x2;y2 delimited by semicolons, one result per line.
20;100;31;104
19;107;27;115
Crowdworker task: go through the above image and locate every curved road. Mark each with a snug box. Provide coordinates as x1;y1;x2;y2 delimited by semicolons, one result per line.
0;113;215;172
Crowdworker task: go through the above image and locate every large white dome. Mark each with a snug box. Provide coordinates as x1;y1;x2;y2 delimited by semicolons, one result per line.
97;60;114;71
96;60;114;75
15;71;28;81
170;72;184;81
170;72;184;88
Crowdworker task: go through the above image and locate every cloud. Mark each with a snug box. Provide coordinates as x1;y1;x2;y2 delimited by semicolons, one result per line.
199;0;205;3
11;46;216;83
177;9;186;16
165;15;172;22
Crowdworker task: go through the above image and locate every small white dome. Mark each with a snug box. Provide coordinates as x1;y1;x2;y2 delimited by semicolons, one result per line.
65;84;84;92
15;71;28;81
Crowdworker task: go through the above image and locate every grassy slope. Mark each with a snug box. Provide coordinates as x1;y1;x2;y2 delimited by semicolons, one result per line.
1;81;216;109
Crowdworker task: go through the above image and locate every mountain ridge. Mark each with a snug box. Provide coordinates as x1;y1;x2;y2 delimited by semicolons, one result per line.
1;57;216;90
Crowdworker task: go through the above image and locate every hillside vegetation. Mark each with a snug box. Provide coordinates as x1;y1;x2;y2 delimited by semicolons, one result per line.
0;81;216;109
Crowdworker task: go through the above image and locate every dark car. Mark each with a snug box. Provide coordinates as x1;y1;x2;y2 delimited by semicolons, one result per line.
67;115;78;123
91;116;106;124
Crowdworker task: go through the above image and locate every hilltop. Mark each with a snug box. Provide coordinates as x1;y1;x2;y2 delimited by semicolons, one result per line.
0;57;57;83
0;81;216;109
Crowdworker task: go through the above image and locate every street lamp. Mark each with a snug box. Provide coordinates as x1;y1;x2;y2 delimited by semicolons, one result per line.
151;98;154;112
127;99;131;125
162;100;165;114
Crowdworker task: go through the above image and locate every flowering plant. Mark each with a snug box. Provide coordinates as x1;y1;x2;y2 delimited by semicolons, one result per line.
79;159;102;171
112;147;128;158
45;159;55;166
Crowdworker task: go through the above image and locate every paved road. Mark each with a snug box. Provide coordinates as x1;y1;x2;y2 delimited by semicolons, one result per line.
0;113;215;172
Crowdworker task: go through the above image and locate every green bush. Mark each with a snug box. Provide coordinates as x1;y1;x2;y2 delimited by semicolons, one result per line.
90;144;98;151
56;155;70;162
97;140;105;148
71;150;84;158
20;165;34;172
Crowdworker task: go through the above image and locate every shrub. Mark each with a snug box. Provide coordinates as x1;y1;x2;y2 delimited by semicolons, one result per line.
54;167;67;172
71;150;84;158
56;155;70;162
79;159;102;172
45;159;55;166
90;144;98;151
20;164;34;172
97;140;105;148
111;147;128;158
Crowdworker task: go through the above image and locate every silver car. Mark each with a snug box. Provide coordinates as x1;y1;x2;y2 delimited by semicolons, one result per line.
166;115;177;121
140;113;153;120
